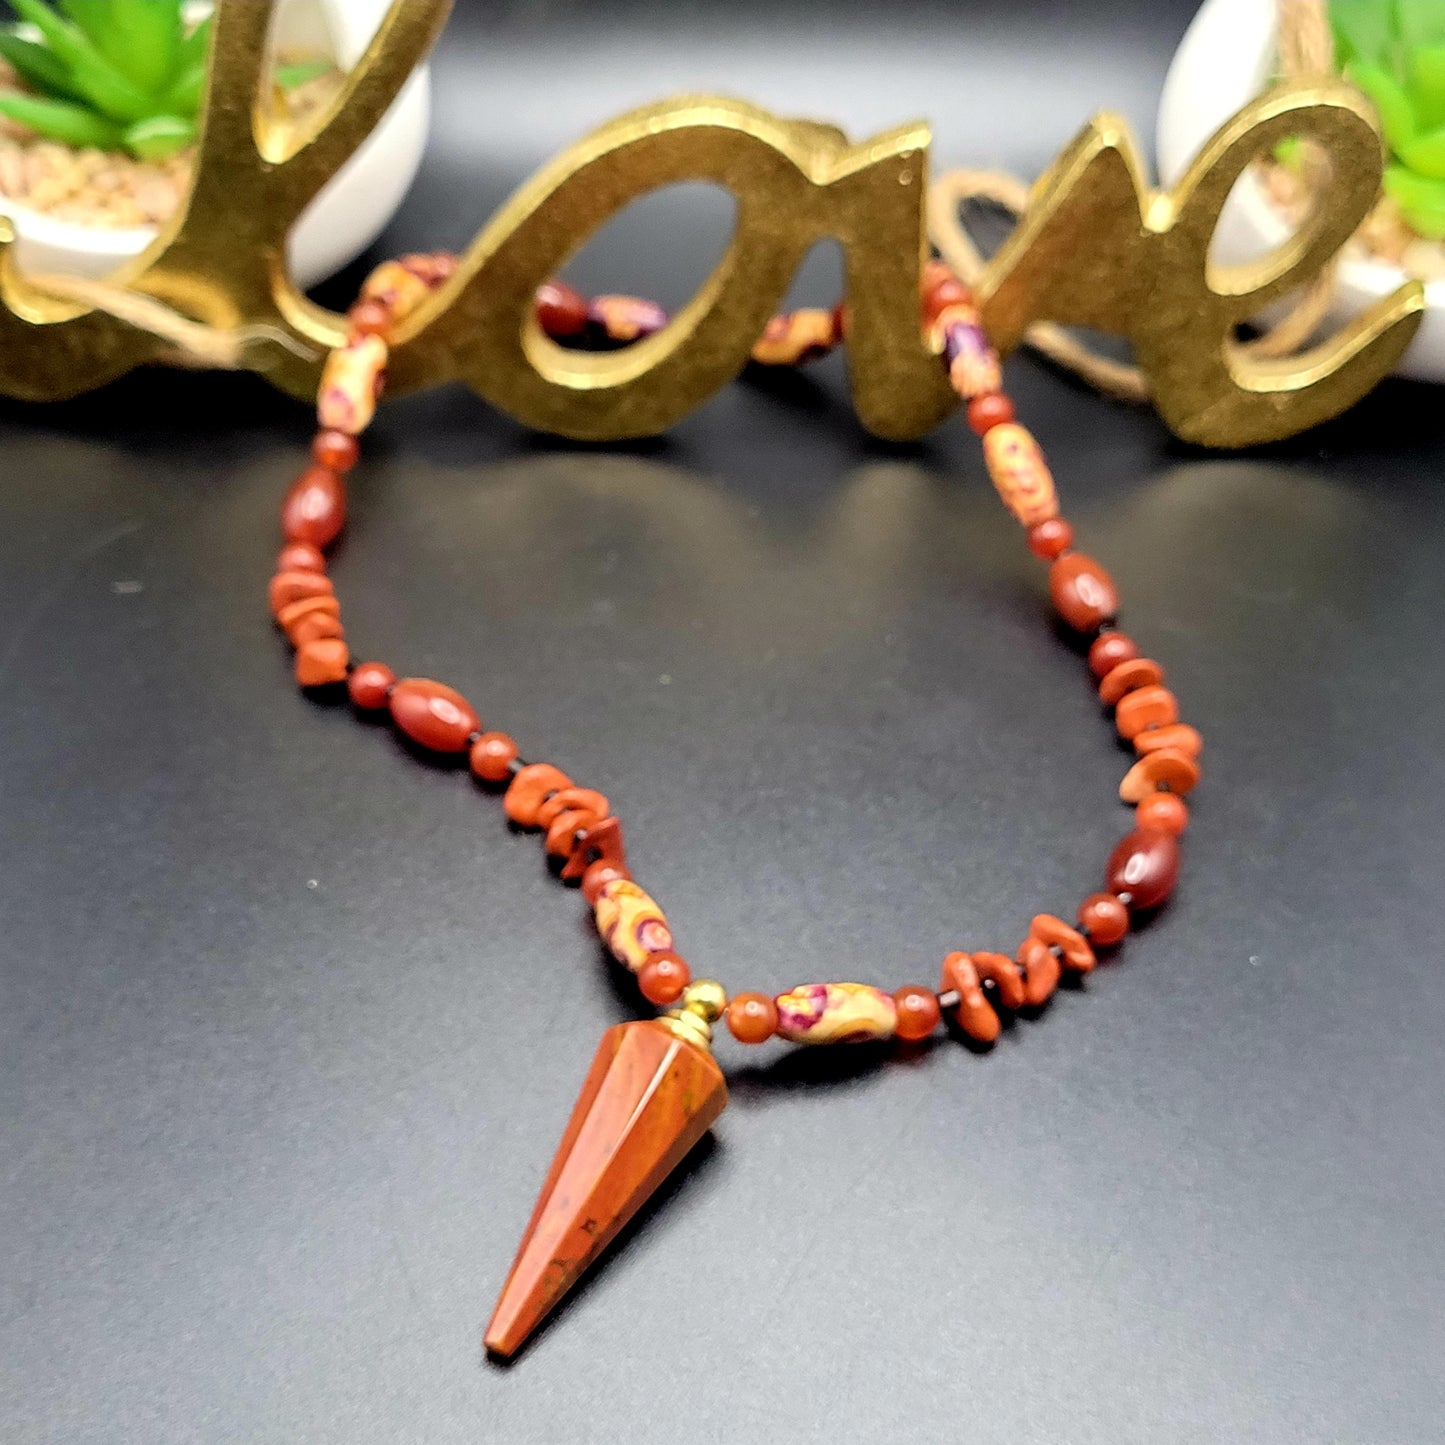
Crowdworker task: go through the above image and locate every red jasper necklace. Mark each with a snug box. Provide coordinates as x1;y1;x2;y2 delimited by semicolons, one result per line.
269;252;1201;1358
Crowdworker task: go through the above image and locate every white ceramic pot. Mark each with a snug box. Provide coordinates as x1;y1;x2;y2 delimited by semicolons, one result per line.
1158;0;1445;381
0;0;431;288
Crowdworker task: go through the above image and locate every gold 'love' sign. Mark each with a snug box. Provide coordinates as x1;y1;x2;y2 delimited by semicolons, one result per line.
0;0;1424;447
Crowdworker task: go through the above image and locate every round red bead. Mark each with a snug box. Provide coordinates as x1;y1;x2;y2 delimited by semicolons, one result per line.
348;661;395;710
1027;518;1074;559
535;280;589;338
469;731;519;783
893;985;942;1040
388;678;480;753
276;542;326;574
966;392;1015;435
1088;631;1139;679
725;991;779;1044
581;859;632;904
638;951;691;1006
312;429;360;473
1078;892;1129;946
1136;792;1189;835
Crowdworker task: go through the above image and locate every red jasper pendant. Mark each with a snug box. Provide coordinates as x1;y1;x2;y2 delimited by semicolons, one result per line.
484;1018;727;1358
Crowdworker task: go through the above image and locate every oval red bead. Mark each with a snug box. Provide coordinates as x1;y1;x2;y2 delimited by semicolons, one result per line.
281;466;346;548
388;678;480;753
1049;552;1119;633
1105;829;1181;910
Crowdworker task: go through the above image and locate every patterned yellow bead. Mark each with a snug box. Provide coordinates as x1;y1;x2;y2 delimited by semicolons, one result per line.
359;260;434;326
593;879;674;973
982;421;1060;527
773;983;898;1045
317;333;388;435
750;308;837;366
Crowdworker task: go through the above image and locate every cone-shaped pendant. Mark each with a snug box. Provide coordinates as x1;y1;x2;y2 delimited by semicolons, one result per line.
485;1013;727;1357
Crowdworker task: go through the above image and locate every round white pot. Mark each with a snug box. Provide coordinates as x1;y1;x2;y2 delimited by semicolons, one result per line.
0;0;430;289
1158;0;1445;382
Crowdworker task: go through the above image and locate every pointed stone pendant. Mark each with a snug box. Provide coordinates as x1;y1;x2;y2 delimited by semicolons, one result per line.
484;1016;727;1357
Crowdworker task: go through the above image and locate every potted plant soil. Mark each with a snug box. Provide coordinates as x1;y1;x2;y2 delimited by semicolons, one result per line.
0;0;431;286
1158;0;1445;381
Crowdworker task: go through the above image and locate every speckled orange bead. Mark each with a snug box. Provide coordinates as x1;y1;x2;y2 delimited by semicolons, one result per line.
893;985;942;1040
725;991;779;1044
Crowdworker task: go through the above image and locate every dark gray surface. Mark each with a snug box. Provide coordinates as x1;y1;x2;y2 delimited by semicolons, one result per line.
3;3;1444;1442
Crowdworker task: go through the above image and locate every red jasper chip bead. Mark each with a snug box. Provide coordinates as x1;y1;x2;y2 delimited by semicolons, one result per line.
1027;518;1074;559
725;991;779;1044
893;985;942;1040
1088;630;1139;679
535;280;589;338
348;661;395;710
469;731;519;783
281;466;346;549
295;637;349;687
389;678;480;753
312;429;360;473
638;951;691;1006
1105;829;1181;911
966;391;1015;435
269;569;334;615
1078;892;1130;946
277;542;326;574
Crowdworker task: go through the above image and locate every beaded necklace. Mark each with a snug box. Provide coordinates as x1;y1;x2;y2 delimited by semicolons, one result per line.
268;253;1201;1358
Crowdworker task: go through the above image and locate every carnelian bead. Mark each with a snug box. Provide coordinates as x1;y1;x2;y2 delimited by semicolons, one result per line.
295;637;349;687
725;991;779;1044
504;763;572;826
281;466;346;548
1088;631;1139;679
1136;792;1189;834
389;678;480;753
535;280;589;338
1078;892;1129;946
1105;829;1181;910
1116;684;1179;740
470;731;519;783
966;391;1015;435
269;569;334;615
1099;657;1165;705
1026;518;1074;559
638;951;691;1006
348;297;392;338
277;542;326;574
1049;552;1118;632
312;429;360;473
581;859;631;904
893;985;942;1040
348;661;395;710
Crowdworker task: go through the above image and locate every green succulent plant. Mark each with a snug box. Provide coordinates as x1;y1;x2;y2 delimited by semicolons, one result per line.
1331;0;1445;238
0;0;210;159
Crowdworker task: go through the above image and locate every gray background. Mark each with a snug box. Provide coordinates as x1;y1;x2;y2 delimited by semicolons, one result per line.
3;2;1443;1442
